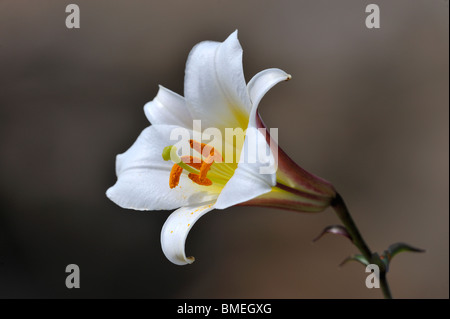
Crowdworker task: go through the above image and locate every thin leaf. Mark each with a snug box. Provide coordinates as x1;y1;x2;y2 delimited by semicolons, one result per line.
387;242;425;260
313;225;353;243
339;254;369;267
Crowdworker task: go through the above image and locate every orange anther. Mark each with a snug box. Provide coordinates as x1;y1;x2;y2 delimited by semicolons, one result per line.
169;164;183;189
180;155;203;170
188;173;212;186
189;139;223;163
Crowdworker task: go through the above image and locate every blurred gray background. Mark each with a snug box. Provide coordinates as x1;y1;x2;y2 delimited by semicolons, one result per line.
0;0;448;298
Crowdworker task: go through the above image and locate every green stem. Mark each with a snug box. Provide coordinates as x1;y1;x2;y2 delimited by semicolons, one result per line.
331;193;392;299
380;271;392;299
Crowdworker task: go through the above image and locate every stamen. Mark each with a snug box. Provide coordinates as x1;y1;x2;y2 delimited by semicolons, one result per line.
162;146;200;175
189;139;223;163
180;155;203;170
164;141;224;188
169;164;183;189
199;155;214;181
188;173;212;186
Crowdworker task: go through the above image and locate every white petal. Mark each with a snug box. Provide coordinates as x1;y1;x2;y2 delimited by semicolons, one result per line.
161;201;216;265
184;30;251;130
144;85;193;128
106;125;219;211
214;69;288;209
214;127;276;209
247;68;291;127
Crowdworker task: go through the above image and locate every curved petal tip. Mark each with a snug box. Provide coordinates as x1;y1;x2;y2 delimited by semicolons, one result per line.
247;68;292;113
160;202;216;265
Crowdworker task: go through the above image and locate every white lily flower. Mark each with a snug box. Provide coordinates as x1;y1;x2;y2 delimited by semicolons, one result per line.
107;31;336;265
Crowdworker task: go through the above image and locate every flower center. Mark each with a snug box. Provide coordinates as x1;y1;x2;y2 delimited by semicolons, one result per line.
162;140;224;189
